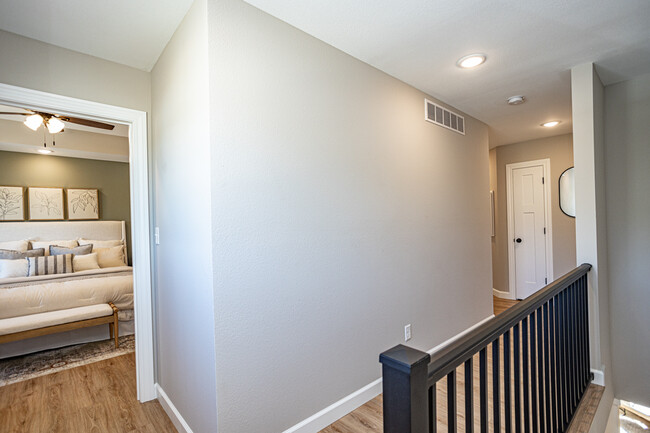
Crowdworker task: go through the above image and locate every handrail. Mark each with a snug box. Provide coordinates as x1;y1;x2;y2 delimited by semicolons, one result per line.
427;263;591;383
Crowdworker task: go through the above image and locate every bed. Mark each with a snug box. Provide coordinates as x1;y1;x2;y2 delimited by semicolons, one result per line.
0;221;133;359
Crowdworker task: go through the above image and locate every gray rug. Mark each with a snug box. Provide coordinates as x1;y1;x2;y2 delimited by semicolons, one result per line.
0;334;135;386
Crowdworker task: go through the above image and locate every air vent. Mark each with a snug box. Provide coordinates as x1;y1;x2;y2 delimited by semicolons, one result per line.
424;99;465;135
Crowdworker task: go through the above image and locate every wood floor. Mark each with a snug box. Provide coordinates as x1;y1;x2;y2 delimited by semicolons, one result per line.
0;353;176;433
319;296;603;433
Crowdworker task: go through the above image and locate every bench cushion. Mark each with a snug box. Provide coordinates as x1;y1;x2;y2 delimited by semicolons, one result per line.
0;304;113;336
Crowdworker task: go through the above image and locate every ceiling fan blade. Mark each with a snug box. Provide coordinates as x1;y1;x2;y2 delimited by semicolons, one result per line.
61;116;115;130
0;112;30;116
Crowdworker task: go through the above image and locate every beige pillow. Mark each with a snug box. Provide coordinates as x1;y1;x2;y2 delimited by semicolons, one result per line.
73;253;101;272
0;240;29;252
0;258;29;278
95;246;126;268
78;239;124;250
31;240;79;256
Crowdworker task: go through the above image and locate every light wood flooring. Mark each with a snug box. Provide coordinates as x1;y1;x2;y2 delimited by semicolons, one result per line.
319;296;603;433
0;352;176;433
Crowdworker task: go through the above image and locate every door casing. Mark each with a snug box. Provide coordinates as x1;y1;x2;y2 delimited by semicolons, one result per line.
506;158;554;300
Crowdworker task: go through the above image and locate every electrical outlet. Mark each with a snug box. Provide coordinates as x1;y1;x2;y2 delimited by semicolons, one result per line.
404;324;412;342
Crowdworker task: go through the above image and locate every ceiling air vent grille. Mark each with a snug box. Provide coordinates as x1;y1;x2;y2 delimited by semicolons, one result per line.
424;99;465;135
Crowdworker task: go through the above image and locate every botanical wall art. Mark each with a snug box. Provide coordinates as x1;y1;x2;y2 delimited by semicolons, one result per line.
66;188;99;220
0;186;25;221
28;187;64;221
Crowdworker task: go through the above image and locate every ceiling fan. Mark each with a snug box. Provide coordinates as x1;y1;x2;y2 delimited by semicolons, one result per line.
0;109;115;133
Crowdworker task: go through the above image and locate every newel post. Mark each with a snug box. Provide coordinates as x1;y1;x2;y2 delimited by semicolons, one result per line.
379;344;431;433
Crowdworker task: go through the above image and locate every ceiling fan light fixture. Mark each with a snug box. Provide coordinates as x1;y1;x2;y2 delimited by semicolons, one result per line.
38;148;53;155
24;114;43;131
47;117;65;134
456;54;486;69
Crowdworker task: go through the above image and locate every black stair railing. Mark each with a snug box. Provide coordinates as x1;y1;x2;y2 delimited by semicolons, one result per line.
380;264;592;433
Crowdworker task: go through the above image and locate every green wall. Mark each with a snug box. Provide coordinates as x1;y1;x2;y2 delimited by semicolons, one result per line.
0;150;131;263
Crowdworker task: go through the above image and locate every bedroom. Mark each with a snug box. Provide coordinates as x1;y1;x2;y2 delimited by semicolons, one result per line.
0;105;137;383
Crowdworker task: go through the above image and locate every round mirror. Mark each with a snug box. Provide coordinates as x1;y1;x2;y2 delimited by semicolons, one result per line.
559;167;575;217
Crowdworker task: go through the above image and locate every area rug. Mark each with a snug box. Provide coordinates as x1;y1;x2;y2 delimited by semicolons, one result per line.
0;334;135;386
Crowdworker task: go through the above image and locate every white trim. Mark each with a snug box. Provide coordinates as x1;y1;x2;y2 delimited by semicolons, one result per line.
156;384;194;433
0;82;156;402
506;158;554;300
282;314;495;433
282;379;382;433
493;288;514;300
591;368;605;386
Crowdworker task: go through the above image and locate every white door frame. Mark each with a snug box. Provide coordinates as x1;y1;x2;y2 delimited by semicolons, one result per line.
506;158;554;300
0;83;156;402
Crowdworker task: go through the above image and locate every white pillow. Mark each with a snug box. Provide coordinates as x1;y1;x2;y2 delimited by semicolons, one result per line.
0;240;29;252
73;253;101;272
31;240;79;256
0;258;29;278
78;239;124;250
95;246;126;268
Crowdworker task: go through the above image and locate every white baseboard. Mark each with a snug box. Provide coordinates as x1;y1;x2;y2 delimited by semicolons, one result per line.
493;288;514;299
282;378;382;433
591;368;605;386
282;314;495;433
156;383;194;433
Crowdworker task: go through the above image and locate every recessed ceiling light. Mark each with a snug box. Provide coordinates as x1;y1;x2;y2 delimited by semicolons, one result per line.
456;54;486;69
507;95;526;105
541;121;561;128
37;149;53;154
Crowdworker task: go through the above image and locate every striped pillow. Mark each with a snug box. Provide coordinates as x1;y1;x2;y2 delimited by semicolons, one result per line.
27;254;73;276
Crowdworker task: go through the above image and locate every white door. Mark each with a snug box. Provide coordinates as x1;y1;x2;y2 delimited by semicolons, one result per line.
511;164;547;299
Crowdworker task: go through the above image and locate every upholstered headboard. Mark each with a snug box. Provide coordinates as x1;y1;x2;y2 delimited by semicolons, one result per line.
0;221;127;256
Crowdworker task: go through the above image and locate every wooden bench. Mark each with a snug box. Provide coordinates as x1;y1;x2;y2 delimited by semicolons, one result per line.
0;303;120;348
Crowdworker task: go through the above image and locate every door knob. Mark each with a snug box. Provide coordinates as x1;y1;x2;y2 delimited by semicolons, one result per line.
515;238;522;243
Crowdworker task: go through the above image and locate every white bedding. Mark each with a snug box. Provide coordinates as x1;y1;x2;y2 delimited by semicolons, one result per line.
0;266;133;320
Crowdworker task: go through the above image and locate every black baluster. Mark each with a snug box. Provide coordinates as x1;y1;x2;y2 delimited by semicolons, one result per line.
504;330;512;433
531;310;539;433
523;317;531;432
465;358;474;433
493;339;500;433
551;296;559;432
514;323;521;433
480;348;487;433
536;306;545;433
448;371;457;433
544;302;552;433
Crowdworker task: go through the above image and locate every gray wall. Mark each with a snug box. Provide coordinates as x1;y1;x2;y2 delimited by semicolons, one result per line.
151;1;217;432
0;29;150;112
605;73;650;407
209;1;493;431
491;134;576;297
0;150;132;262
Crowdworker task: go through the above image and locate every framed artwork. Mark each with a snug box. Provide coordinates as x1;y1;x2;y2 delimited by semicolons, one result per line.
0;186;25;221
67;188;99;220
28;187;64;221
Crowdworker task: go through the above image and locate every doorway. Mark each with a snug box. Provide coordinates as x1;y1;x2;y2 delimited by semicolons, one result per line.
506;158;553;300
0;82;156;401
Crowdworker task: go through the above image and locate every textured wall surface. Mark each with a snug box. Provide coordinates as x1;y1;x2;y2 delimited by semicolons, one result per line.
209;0;493;431
605;73;650;407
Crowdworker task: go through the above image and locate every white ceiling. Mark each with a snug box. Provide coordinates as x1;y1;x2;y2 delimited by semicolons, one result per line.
0;0;193;71
242;0;650;146
0;0;648;146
